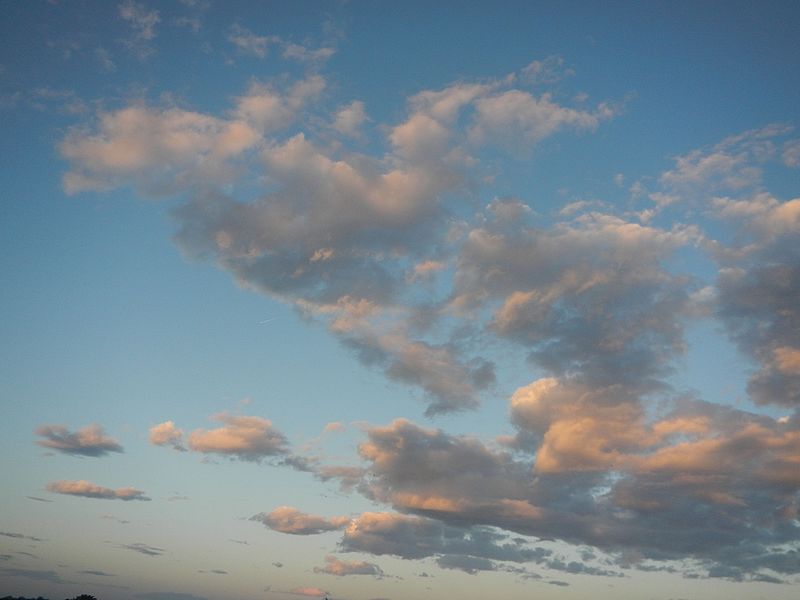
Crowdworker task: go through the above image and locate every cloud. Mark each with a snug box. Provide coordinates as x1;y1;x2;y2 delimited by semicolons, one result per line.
520;55;574;86
287;588;328;598
339;408;800;579
341;511;550;567
0;567;65;583
331;100;367;138
435;554;496;574
282;43;335;64
313;555;385;577
708;194;800;408
123;543;165;557
149;421;186;451
46;480;150;501
187;414;289;461
227;24;277;59
468;90;615;151
453;211;698;389
0;531;45;542
251;506;349;535
198;569;227;575
35;423;123;457
659;124;792;197
118;0;160;59
80;569;115;576
60;105;260;194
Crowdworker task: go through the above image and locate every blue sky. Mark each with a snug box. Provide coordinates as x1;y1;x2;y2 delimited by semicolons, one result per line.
1;2;800;599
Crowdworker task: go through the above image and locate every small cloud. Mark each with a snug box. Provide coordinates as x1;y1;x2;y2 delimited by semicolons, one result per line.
118;0;160;59
0;531;45;542
150;421;186;451
323;421;345;434
36;423;123;457
227;24;277;59
188;413;289;462
521;55;574;85
281;42;335;64
314;555;385;577
80;569;115;577
251;506;349;535
287;587;328;598
47;480;150;501
272;561;283;567
122;542;165;557
101;514;131;524
26;496;53;503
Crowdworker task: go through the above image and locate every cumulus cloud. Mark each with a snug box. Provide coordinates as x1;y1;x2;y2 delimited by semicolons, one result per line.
251;506;349;535
187;414;289;461
313;555;385;577
327;410;800;580
453;211;698;389
60;105;260;194
331;100;367;138
62;71;619;414
56;58;800;583
46;480;150;501
36;423;123;457
149;420;186;451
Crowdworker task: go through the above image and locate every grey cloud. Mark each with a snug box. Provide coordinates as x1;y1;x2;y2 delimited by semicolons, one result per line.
453;213;697;390
36;423;123;457
341;512;547;565
80;569;115;576
1;567;66;583
716;243;800;407
435;554;496;574
348;410;800;578
0;531;45;542
122;543;165;557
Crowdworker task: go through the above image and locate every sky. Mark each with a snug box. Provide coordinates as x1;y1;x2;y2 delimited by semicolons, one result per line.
1;1;800;599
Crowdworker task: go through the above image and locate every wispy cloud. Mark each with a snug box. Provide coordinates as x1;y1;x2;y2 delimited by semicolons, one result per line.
46;480;150;501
